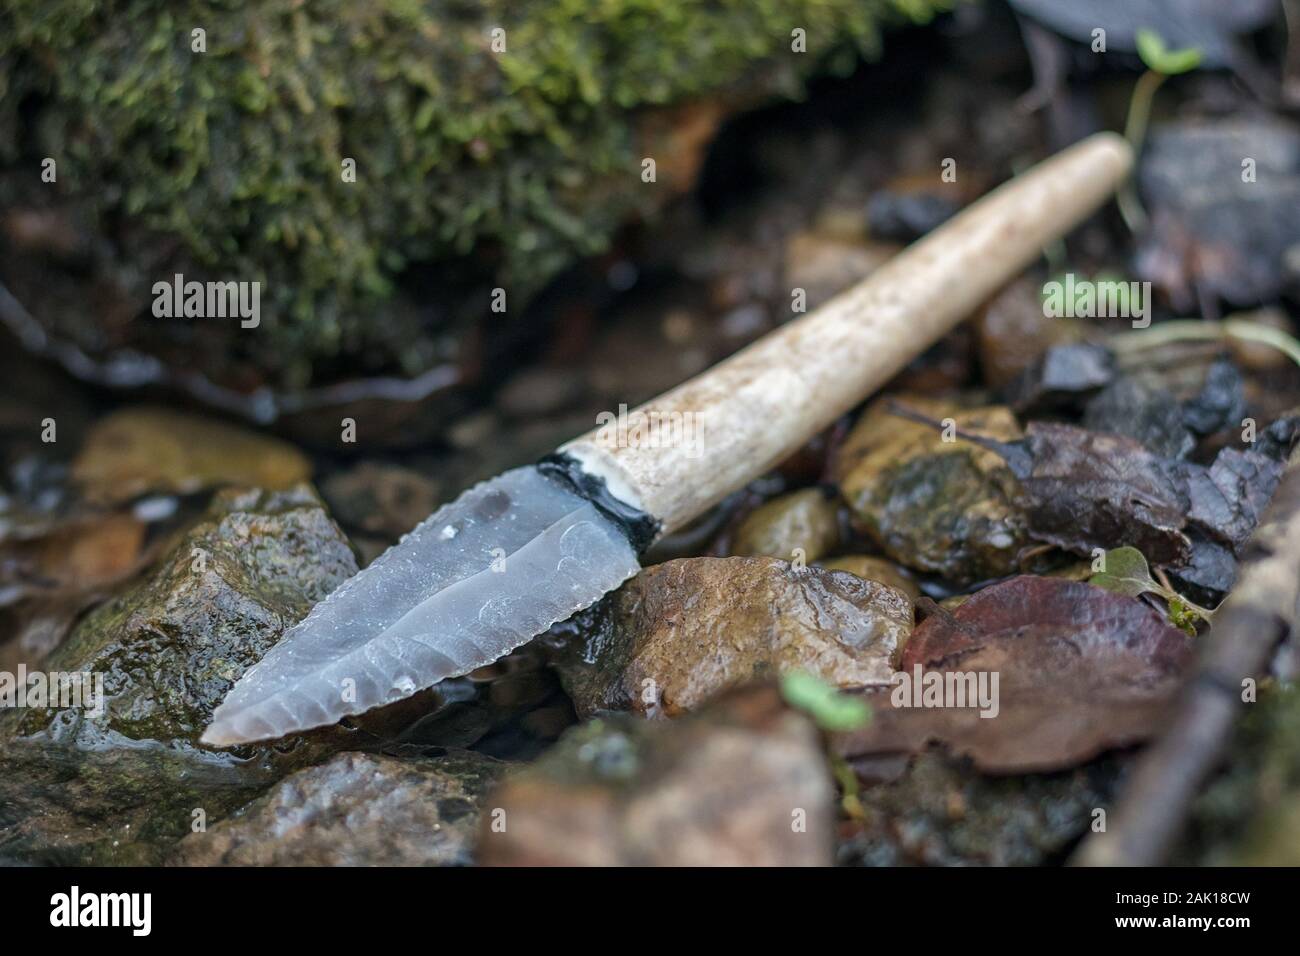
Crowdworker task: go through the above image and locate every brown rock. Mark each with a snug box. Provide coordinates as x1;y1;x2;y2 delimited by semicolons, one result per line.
832;395;1028;585
480;686;834;866
320;461;441;539
72;407;311;504
557;557;910;718
732;488;840;562
975;278;1081;390
819;554;921;603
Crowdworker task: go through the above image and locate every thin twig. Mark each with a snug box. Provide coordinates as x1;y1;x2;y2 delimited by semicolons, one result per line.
1074;447;1300;866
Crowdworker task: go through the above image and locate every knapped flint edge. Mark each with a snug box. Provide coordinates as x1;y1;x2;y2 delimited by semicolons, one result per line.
537;453;660;554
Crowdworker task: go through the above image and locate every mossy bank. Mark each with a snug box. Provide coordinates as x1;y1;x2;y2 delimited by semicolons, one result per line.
0;0;948;388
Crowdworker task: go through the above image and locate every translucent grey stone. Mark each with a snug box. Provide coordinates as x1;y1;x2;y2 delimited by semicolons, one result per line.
203;467;639;746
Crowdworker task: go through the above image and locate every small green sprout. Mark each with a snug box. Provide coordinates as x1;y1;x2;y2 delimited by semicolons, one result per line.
1089;545;1213;634
780;671;871;731
1135;28;1204;76
1119;30;1205;232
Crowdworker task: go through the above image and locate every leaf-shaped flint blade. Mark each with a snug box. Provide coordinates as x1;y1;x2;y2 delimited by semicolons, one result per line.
202;466;640;746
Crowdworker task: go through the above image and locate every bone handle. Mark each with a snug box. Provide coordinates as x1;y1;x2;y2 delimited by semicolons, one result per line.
561;132;1134;536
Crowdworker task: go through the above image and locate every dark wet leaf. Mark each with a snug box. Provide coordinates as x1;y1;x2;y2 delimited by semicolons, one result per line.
1177;447;1284;549
1165;531;1240;601
950;419;1194;566
892;406;1285;594
838;576;1192;772
1257;411;1300;462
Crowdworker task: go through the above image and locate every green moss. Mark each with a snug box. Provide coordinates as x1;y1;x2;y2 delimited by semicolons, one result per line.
0;0;948;382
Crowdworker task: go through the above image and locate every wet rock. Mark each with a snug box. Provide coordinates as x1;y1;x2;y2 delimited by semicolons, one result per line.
0;510;154;686
840;750;1122;866
1084;377;1196;459
71;408;311;505
480;686;834;866
4;484;357;751
1006;342;1116;415
172;750;503;866
731;488;840;563
1181;357;1247;437
833;396;1029;585
555;557;910;718
0;483;483;862
975;278;1081;390
0;740;278;865
819;554;921;603
1137;119;1300;308
320;462;441;540
1010;0;1277;67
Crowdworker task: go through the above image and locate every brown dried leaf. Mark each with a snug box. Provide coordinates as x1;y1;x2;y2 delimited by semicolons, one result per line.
837;576;1192;773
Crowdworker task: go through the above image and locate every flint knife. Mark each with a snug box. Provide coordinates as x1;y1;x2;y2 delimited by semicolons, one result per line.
203;133;1133;747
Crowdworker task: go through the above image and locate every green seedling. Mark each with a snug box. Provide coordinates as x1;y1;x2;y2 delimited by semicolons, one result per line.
1089;545;1213;634
780;671;872;732
1119;29;1204;231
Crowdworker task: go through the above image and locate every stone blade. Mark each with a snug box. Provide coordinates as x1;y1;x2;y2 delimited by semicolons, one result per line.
202;466;639;746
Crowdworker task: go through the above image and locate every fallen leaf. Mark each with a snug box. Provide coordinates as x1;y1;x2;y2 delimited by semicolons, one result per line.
1084;376;1195;459
886;411;1194;566
838;576;1192;773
